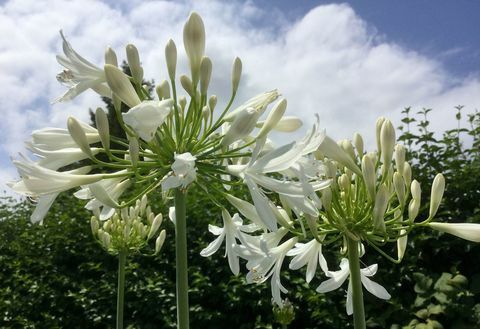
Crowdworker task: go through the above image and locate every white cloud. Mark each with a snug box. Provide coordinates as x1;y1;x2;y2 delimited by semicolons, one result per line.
0;0;479;191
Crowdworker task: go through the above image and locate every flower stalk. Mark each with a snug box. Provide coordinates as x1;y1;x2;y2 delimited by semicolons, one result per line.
116;251;127;329
175;188;189;329
346;237;366;329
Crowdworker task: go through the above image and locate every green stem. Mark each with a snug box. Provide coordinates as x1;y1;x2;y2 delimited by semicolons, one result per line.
116;251;127;329
346;237;366;329
175;189;190;329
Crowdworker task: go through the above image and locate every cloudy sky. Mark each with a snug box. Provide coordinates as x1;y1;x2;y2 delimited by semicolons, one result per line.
1;0;479;192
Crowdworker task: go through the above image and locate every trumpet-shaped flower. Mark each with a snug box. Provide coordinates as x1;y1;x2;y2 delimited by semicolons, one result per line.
162;153;197;191
30;121;100;151
200;209;259;275
235;230;297;305
316;258;391;315
287;239;328;283
122;99;173;142
55;31;110;102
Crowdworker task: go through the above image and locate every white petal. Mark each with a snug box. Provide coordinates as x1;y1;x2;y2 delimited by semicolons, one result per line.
30;193;58;224
360;276;391;300
200;233;225;257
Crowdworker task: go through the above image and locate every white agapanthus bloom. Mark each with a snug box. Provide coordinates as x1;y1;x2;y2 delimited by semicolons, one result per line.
235;231;298;306
55;31;110;102
287;239;328;283
162;152;198;191
122;99;174;142
316;258;391;315
200;209;259;275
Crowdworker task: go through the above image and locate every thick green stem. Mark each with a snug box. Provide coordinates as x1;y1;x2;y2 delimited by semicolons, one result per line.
116;251;127;329
346;237;366;329
175;189;190;329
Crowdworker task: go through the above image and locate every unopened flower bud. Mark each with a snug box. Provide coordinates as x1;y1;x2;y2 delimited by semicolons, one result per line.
429;173;445;219
105;46;118;66
68;117;93;157
200;56;212;95
271;116;302;132
232;57;242;94
373;184;389;233
165;39;177;80
341;139;356;161
129;137;139;167
222;108;260;146
155;80;171;100
394;144;406;174
95;108;110;152
155;229;166;254
397;229;408;261
126;44;143;84
147;214;163;240
180;74;195;97
318;136;362;176
403;162;412;189
353;133;364;157
408;199;420;222
361;155;376;200
104;64;141;108
257;99;287;139
183;12;205;85
338;174;350;191
202;106;210;121
375;116;386;152
179;96;187;113
90;216;99;235
428;222;480;243
380;119;395;169
393;172;405;206
208;95;217;112
321;188;332;211
411;180;421;201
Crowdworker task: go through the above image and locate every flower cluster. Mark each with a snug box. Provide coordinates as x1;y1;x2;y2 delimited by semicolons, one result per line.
9;12;316;228
202;116;480;312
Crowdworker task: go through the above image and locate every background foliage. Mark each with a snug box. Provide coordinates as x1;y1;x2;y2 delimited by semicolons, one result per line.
1;106;479;328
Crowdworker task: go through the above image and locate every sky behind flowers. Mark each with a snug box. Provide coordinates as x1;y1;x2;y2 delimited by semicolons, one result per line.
1;0;479;191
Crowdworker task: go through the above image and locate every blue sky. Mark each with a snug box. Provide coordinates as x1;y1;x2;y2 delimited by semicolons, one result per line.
264;0;480;78
1;0;479;191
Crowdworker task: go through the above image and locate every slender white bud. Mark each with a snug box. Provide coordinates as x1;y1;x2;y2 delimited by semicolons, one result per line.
341;139;356;161
183;12;205;86
156;80;171;100
129;138;139;167
208;95;217;112
67;117;93;157
202;106;210;121
429;222;480;242
338;174;350;191
95;108;110;152
411;180;421;201
148;214;163;240
429;173;445;219
318;136;362;176
321;188;332;211
104;64;141;108
397;229;408;261
361;155;376;200
257;99;287;139
372;184;389;233
222;108;260;146
180;75;195;97
165;39;177;81
269;116;302;132
90;217;99;235
375;116;386;152
353;133;364;157
232;57;242;93
155;229;166;254
403;162;412;189
393;172;405;206
105;47;118;66
126;44;143;84
394;144;406;174
380;119;395;169
200;56;212;95
408;199;420;222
